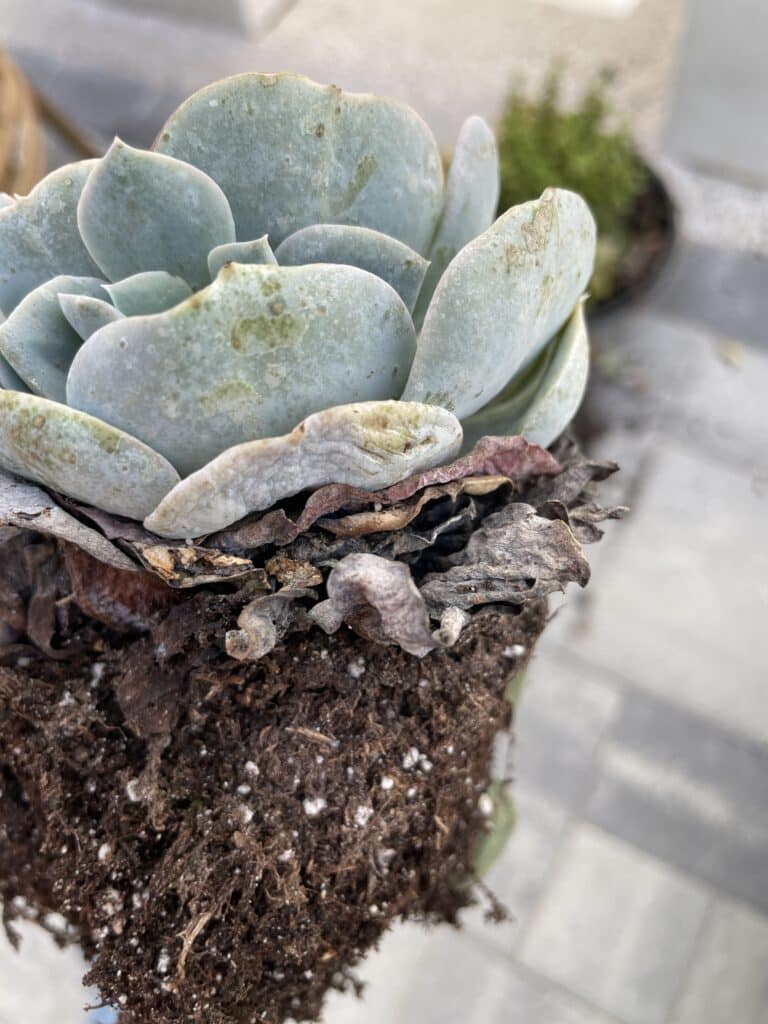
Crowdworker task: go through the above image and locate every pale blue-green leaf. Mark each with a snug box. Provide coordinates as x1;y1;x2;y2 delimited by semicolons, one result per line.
155;72;444;253
402;189;595;418
503;298;590;447
208;236;277;279
0;194;14;211
77;139;236;290
145;401;462;538
0;391;179;519
59;293;124;341
0;276;109;402
0;355;30;392
413;115;500;329
0;161;101;315
67;262;417;477
458;341;557;454
105;271;193;315
275;224;429;313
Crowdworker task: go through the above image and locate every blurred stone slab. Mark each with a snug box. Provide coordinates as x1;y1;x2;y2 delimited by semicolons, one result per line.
322;921;433;1024
588;690;768;912
394;927;616;1024
549;440;768;743
0;918;92;1024
664;0;768;186
94;0;298;36
587;308;768;472
95;0;247;31
0;0;684;156
670;898;768;1024
514;655;621;812
463;784;570;952
647;241;768;351
520;824;708;1024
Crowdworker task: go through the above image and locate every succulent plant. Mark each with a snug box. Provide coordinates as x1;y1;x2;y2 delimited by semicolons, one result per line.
0;72;595;540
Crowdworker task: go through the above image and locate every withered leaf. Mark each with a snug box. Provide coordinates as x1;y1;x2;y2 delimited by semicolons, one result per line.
226;592;309;662
208;436;561;553
0;469;138;572
310;553;437;657
315;477;514;539
265;555;323;590
61;542;179;632
419;503;590;614
132;543;267;589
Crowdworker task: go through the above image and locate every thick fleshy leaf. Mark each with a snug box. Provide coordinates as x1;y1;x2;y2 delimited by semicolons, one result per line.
0;276;109;401
0;354;30;392
501;299;590;447
77;139;236;289
0;194;14;211
154;72;444;252
458;342;556;454
207;237;276;279
67;262;417;477
0;161;101;315
105;271;193;315
0;391;180;519
59;293;124;341
413;116;500;328
275;224;429;313
144;401;462;538
402;188;596;418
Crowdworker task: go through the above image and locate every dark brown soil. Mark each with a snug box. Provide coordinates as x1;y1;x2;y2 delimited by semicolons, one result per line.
0;536;546;1023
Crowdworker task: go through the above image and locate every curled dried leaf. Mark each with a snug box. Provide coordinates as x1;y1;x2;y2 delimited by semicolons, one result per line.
310;553;437;657
0;468;138;572
132;543;266;589
419;503;590;614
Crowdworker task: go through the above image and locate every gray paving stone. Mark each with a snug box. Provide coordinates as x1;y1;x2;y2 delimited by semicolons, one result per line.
393;927;617;1024
587;307;768;472
322;921;433;1024
663;0;768;186
513;655;622;812
0;918;93;1023
670;898;768;1024
463;784;570;952
519;823;709;1024
587;690;768;912
647;241;768;352
1;0;684;153
549;439;768;744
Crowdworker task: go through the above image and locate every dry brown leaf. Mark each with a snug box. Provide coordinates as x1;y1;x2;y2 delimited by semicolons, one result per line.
133;543;267;589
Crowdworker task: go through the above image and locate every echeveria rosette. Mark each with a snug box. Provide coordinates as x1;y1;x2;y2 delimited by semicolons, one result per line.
0;72;596;540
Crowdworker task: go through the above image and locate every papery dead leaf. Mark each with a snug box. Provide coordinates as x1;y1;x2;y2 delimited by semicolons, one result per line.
132;543;266;589
310;553;437;657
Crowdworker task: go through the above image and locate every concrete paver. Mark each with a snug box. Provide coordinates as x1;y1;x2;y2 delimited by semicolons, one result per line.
519;824;709;1024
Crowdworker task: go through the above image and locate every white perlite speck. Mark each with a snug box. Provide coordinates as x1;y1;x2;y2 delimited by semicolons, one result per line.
97;843;112;863
347;657;366;679
502;644;526;659
402;747;420;770
354;804;374;828
478;793;494;816
303;797;327;817
380;776;394;791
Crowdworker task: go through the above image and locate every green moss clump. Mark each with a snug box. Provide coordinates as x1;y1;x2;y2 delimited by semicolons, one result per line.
497;66;647;300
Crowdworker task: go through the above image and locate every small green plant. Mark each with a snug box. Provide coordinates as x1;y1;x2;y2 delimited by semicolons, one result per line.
497;66;647;300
